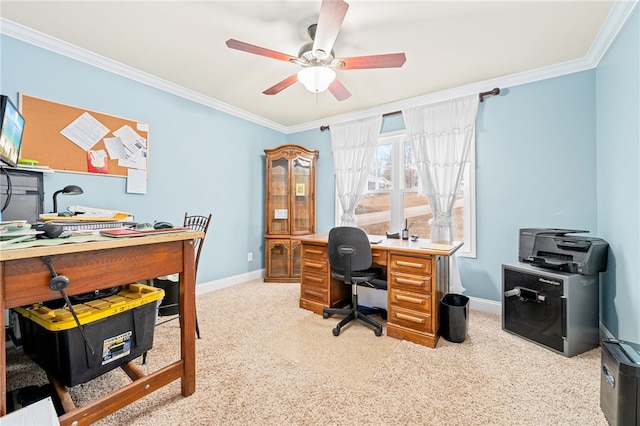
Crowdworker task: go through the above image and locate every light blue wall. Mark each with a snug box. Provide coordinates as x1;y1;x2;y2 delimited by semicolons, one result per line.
0;35;286;284
302;71;599;302
460;71;599;301
596;6;640;343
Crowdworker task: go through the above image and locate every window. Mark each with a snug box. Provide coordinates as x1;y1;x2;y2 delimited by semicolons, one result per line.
338;131;476;257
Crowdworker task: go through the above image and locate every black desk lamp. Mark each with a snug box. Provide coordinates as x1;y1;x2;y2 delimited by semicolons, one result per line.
52;185;83;213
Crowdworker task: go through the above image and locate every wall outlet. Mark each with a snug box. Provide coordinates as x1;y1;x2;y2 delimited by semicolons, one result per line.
247;252;253;262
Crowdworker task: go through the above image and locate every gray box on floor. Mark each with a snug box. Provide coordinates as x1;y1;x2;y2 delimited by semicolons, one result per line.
600;339;640;425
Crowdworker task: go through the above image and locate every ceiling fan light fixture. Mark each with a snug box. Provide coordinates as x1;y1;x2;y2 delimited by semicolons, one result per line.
297;66;336;94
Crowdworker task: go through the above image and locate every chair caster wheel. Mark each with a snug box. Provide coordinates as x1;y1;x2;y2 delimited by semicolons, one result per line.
375;327;382;337
323;312;329;319
332;327;340;336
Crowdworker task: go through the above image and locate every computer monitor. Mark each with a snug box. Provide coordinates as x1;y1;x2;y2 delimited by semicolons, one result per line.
0;95;25;168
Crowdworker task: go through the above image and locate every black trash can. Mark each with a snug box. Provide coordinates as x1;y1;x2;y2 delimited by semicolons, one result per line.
440;293;470;343
154;276;179;316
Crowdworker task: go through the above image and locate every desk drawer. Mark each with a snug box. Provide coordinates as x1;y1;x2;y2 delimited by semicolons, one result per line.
371;248;386;266
301;245;328;274
300;285;328;304
300;272;328;304
301;257;328;274
389;288;431;313
389;271;431;293
389;253;432;275
388;306;433;334
302;244;327;260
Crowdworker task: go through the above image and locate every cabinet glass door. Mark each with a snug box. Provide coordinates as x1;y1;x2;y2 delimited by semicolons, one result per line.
267;158;289;234
291;157;313;234
267;240;290;277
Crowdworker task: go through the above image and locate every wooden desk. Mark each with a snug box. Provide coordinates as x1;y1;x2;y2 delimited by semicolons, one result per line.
297;234;463;348
0;231;202;425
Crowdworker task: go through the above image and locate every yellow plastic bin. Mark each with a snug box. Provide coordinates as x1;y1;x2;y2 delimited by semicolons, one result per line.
14;283;164;387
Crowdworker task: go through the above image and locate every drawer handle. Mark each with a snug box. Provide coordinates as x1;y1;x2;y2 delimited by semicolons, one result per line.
306;248;325;255
395;277;426;287
305;275;324;284
304;261;325;269
396;260;426;269
395;312;426;324
395;294;425;305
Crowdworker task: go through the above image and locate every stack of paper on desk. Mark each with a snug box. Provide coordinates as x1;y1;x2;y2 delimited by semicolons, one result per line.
40;205;131;222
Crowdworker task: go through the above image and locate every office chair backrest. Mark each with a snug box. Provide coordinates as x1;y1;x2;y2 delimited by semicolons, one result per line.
183;213;212;275
328;227;372;278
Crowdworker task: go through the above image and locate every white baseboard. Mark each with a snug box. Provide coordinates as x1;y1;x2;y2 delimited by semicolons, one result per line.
196;269;264;295
468;296;502;315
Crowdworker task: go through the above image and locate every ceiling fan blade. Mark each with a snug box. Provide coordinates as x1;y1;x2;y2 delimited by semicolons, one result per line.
313;0;349;56
328;79;351;101
226;39;297;62
263;74;299;95
338;53;407;70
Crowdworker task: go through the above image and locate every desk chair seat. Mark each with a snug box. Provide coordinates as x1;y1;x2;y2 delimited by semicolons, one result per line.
322;227;387;337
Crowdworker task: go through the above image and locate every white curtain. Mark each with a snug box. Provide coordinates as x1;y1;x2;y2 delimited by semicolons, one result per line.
330;116;382;226
402;95;478;241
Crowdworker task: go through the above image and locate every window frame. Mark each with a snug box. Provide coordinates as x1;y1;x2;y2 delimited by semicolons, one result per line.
334;130;476;258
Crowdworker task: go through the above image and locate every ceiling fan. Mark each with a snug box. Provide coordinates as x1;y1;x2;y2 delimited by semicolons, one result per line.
225;0;406;101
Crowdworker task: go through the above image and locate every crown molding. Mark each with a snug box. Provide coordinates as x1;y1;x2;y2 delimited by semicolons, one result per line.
1;0;637;135
0;18;289;134
587;0;639;66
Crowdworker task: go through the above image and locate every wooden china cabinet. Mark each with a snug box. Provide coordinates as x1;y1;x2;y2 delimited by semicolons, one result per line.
264;144;318;283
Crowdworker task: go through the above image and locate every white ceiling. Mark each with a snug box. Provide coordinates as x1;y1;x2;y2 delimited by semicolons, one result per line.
0;1;623;130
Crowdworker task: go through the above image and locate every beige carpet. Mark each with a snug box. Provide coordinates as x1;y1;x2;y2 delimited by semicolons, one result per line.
6;280;608;425
261;313;400;390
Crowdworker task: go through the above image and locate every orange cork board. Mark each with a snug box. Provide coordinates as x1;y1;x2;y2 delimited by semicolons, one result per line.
19;94;148;177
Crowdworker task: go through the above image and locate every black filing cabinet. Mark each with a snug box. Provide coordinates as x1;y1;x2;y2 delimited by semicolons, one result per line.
601;339;640;425
0;168;44;223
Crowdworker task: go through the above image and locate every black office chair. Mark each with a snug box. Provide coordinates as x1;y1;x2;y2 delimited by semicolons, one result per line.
322;226;387;336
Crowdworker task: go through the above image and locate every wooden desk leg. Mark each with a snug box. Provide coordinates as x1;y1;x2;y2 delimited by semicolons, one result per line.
180;239;196;396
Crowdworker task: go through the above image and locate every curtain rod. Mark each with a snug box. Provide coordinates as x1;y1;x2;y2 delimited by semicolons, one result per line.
319;87;500;132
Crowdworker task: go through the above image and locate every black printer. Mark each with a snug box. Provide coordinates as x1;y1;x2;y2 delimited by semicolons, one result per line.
518;228;609;275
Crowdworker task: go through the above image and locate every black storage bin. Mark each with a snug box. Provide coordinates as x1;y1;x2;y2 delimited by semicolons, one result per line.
440;293;470;343
154;276;179;316
15;283;163;387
